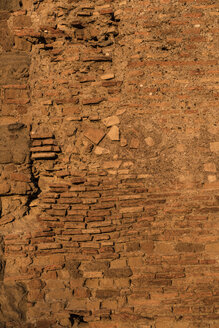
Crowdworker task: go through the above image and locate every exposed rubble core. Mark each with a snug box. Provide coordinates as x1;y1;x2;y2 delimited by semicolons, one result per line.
0;0;218;327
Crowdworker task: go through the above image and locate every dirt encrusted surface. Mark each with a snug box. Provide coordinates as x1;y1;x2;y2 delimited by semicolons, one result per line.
0;0;218;327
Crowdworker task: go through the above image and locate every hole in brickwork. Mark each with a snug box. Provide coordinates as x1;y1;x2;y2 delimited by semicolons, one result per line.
73;24;84;30
37;36;47;44
111;13;119;22
69;314;86;326
65;36;72;41
19;1;23;7
161;46;168;51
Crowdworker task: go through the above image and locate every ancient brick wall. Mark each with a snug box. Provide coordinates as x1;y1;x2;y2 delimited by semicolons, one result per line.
0;0;218;327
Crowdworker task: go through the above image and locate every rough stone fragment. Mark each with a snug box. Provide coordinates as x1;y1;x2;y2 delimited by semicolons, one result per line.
107;126;120;141
84;128;105;145
145;137;154;146
130;137;140;149
102;116;120;127
94;147;110;155
120;137;127;147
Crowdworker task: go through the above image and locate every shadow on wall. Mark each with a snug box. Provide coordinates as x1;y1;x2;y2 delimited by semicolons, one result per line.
0;123;39;226
0;235;27;327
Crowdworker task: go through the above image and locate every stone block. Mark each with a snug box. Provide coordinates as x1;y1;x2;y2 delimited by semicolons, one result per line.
107;126;120;141
130;137;140;149
74;287;91;298
84;128;105;145
110;259;127;269
102;116;120;127
94;146;110;155
0;54;30;84
0;148;13;164
105;268;133;278
154;242;176;255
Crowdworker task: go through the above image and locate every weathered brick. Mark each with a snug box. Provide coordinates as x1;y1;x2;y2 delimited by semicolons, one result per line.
175;243;205;253
46;209;66;217
37;243;62;250
120;206;143;214
96;289;120;299
30;132;54;139
105;268;133;278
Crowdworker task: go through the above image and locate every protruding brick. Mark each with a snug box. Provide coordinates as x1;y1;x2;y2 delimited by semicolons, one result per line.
31;152;57;160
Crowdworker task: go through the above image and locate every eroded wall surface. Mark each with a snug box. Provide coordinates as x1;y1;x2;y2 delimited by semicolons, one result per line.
0;0;218;327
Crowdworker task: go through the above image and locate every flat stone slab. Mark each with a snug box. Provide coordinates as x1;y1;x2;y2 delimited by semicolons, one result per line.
84;128;105;145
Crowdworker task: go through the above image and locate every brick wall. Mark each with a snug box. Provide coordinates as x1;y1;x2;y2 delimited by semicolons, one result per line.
0;0;218;327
